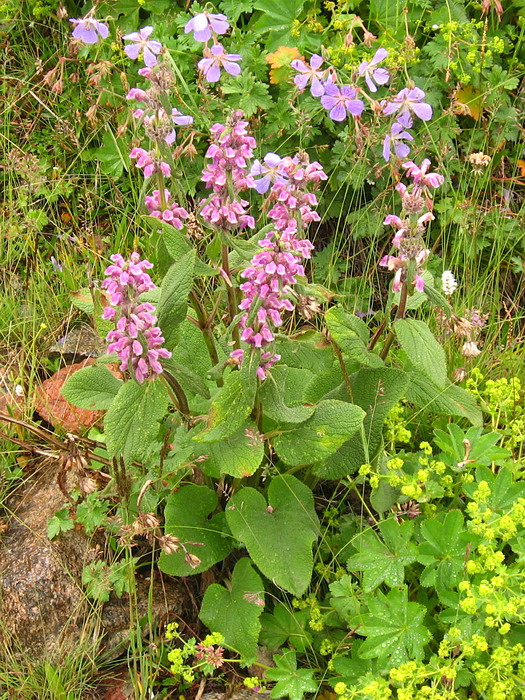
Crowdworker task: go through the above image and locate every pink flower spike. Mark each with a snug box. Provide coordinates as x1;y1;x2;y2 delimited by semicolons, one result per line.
123;26;162;67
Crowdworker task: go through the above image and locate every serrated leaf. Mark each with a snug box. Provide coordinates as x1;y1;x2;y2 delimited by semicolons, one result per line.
192;421;264;478
394;319;447;388
274;400;365;466
199;558;264;661
147;220;217;277
226;474;319;596
358;587;430;666
194;356;258;442
70;288;94;314
47;508;74;540
312;368;409;479
94;130;129;178
260;603;311;652
326;306;382;367
61;364;122;410
266;649;317;700
159;485;232;576
275;332;332;372
406;373;482;426
260;366;315;424
162;357;210;399
157;251;195;351
347;519;417;592
417;510;469;589
105;380;169;464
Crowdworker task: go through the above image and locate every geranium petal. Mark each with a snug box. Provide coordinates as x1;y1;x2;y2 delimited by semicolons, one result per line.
412;102;433;121
330;103;347;121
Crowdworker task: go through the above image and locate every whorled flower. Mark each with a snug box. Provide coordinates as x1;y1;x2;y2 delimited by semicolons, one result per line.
321;84;365;122
198;44;242;83
290;54;328;97
184;12;229;42
145;189;189;229
402;159;444;190
382;87;432;122
199;110;256;229
123;26;162;68
358;48;390;93
129;148;171;178
69;17;109;44
102;253;171;383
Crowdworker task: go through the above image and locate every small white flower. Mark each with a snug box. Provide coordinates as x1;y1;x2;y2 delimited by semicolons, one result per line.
462;341;482;358
441;270;458;296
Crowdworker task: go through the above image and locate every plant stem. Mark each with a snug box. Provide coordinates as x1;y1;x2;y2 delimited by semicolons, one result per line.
330;337;353;401
379;281;408;361
221;243;240;349
161;373;190;423
189;289;220;369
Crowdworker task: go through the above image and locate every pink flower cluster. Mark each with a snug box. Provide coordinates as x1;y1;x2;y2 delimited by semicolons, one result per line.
380;159;444;293
102;253;171;383
130;147;171;178
145;189;189;229
200;110;256;230
232;155;326;380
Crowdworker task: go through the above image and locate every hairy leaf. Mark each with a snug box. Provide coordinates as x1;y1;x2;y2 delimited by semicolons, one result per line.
61;364;122;410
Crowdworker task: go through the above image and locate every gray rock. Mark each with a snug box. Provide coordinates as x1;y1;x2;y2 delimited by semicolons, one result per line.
0;461;183;661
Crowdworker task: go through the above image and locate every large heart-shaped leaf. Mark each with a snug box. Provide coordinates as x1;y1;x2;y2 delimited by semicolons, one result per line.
199;558;264;661
62;364;122;410
225;475;319;596
273;400;365;466
158;485;232;576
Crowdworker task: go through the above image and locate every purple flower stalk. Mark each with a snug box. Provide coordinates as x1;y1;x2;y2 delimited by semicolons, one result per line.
123;26;162;68
250;153;288;194
69;17;109;44
102;253;171;384
199;111;256;230
321;84;365;122
382;87;432;122
198;44;242;83
184;12;229;42
145;189;189;229
358;48;390;93
290;54;328;97
130;148;171;178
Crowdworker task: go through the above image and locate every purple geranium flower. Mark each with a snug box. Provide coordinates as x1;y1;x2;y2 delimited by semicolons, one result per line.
382;112;414;161
198;44;241;83
290;54;327;97
382;87;432;121
69;17;109;44
250;153;288;194
321;84;365;121
358;48;390;93
123;26;162;68
184;12;229;42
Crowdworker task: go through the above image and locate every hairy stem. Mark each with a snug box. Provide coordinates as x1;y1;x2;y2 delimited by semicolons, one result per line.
221;243;240;349
379;281;408;361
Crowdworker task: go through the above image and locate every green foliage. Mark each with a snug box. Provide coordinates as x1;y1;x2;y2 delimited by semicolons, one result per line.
61;364;122;410
394;319;447;388
265;650;317;700
157;251;196;351
47;508;75;540
199;558;264;661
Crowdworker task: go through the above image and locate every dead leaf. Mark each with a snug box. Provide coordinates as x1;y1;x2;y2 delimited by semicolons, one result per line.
266;46;301;84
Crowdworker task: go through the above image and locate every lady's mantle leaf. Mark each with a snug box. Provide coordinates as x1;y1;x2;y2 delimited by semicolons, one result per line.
159;485;232;576
226;474;319;596
347;519;417;593
199;558;264;661
265;649;317;700
358;587;431;667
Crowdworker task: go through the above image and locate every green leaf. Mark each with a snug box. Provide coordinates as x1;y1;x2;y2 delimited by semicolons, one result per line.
226;474;319;596
326;306;382;367
199;558;264;661
312;367;409;479
394;319;447;388
358;587;431;666
61;364;122;410
94;130;129;178
194;357;258;443
148;220;217;277
328;575;362;624
260;603;312;652
347;519;417;593
275;332;333;373
406;373;482;426
221;73;273;116
464;465;525;512
259;366;315;424
157;251;195;351
163;357;210;399
47;508;74;540
266;649;317;700
192;421;264;478
274;400;365;467
75;495;109;535
253;0;305;38
105;380;169;464
159;485;232;576
417;511;469;589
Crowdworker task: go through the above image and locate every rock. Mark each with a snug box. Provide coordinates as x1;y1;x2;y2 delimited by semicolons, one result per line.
0;460;184;661
48;324;106;362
